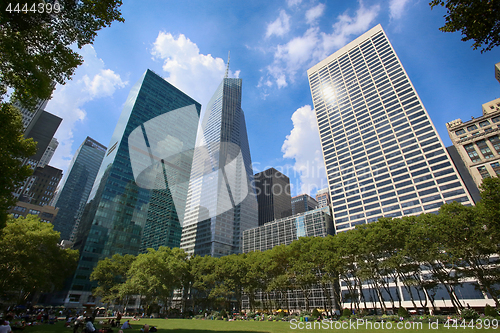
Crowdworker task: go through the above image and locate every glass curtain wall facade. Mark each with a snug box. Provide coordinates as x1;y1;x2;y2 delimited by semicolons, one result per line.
241;206;335;311
307;25;473;233
52;137;107;241
242;206;333;253
180;78;258;257
291;194;318;215
65;70;201;306
254;167;292;225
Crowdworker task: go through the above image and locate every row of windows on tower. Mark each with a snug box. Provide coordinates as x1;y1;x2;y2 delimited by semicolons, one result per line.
464;135;500;162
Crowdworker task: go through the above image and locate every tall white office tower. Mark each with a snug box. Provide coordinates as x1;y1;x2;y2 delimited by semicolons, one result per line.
180;77;258;257
307;25;473;233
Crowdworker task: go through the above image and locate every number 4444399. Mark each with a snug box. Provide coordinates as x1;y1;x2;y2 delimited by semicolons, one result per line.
5;2;61;14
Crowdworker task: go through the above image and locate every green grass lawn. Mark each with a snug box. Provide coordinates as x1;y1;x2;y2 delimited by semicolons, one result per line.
21;318;494;333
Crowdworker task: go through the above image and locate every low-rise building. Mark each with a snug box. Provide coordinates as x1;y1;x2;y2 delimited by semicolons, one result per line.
446;97;500;188
8;201;59;224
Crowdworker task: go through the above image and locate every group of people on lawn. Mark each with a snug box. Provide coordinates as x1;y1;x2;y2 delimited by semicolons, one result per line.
72;313;157;333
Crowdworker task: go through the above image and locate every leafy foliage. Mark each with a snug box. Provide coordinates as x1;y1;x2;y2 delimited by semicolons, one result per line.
398;307;409;318
461;308;480;320
0;104;36;229
430;0;500;52
0;0;125;106
484;304;498;317
90;178;500;314
0;215;79;302
0;1;124;229
90;253;135;305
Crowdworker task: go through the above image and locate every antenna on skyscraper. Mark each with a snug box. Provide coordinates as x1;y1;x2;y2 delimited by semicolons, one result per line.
224;51;230;78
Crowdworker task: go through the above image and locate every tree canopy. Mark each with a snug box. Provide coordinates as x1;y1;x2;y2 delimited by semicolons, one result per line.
0;215;79;303
0;105;37;229
91;178;500;314
0;0;125;106
430;0;500;52
0;0;124;229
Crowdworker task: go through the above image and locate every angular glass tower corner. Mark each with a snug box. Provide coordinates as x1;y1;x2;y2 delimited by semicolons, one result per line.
66;70;201;305
307;25;473;233
180;78;258;257
52;136;107;241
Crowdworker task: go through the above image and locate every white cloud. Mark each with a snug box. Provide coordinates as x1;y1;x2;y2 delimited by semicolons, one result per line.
151;32;236;108
82;69;125;98
46;45;127;172
389;0;410;20
305;3;325;25
287;0;302;7
320;3;380;59
262;2;380;89
267;27;320;88
282;105;326;195
266;10;291;38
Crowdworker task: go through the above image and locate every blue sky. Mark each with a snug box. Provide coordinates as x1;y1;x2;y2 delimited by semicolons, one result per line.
46;0;500;197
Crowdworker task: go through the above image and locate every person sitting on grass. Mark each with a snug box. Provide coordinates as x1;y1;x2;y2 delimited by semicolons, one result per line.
85;317;96;332
0;319;12;333
121;320;132;329
73;316;84;333
139;324;149;333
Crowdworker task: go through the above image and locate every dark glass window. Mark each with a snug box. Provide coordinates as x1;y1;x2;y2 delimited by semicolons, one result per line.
476;139;495;159
479;120;490;127
467;124;478;131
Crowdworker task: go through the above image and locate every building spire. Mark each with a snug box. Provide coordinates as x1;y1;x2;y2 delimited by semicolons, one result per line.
224;51;230;78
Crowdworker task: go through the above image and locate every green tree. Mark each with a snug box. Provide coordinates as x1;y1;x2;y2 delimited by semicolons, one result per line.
430;0;500;52
437;201;500;307
210;254;248;312
478;177;500;251
265;245;292;312
407;213;465;313
242;251;266;313
0;104;36;229
90;253;136;306
0;215;79;303
124;247;185;315
0;0;124;228
320;235;343;315
0;0;125;106
190;255;218;310
385;217;430;311
288;237;319;312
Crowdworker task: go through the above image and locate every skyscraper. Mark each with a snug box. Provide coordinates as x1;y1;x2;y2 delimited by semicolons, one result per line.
307;24;473;233
254;167;292;225
23;110;62;168
13;110;62;201
14;98;50;131
65;70;201;306
38;137;59;167
52;137;107;241
315;188;330;208
18;165;62;206
291;193;318;215
495;62;500;85
180;77;258;257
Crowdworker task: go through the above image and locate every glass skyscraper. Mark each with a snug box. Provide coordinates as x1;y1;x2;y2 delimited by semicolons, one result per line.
307;25;473;233
52;137;106;241
180;77;258;257
65;70;201;306
254;167;292;226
